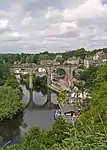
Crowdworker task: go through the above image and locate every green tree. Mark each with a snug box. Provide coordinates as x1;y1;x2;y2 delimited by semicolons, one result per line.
60;126;107;150
39;54;49;60
32;54;39;64
56;68;66;76
78;66;98;89
72;70;76;77
20;127;45;150
0;85;23;120
94;63;107;89
74;48;85;57
58;91;68;106
0;64;10;86
5;76;20;89
26;56;31;63
7;144;20;150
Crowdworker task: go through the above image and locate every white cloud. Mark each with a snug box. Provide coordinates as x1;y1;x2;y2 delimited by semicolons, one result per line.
63;0;106;20
45;7;60;19
0;0;107;53
1;32;21;42
12;32;20;37
22;16;32;26
0;20;8;29
60;21;77;33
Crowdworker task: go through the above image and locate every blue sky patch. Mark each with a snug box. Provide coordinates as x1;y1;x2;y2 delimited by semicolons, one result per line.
102;0;107;5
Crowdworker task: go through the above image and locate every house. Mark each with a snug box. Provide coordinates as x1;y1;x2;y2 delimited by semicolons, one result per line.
61;104;78;116
14;69;21;74
100;53;107;62
38;68;46;73
84;56;93;68
61;104;79;124
84;50;107;68
64;57;80;65
93;51;104;61
72;91;89;99
93;50;107;64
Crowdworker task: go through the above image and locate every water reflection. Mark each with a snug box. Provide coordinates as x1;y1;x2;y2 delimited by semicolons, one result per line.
33;91;47;106
0;85;58;147
0;113;23;147
34;86;47;95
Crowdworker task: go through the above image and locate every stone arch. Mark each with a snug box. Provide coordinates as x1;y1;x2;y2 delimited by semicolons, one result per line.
53;67;66;77
32;66;52;86
51;66;66;74
51;65;71;77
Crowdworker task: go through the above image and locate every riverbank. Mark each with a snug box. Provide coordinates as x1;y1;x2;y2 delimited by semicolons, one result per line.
0;85;58;148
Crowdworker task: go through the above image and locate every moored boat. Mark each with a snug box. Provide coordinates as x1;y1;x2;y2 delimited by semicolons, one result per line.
54;109;61;120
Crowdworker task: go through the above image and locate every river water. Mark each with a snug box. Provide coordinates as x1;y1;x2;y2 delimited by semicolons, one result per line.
0;85;58;147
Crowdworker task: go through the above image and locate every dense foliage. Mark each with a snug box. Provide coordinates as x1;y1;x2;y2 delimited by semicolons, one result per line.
55;68;66;76
0;86;23;120
0;64;23;120
78;66;98;89
77;64;107;132
33;76;47;88
33;76;47;95
0;64;10;86
58;90;68;106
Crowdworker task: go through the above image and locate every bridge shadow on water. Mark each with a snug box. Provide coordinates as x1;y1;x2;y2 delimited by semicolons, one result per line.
28;89;58;110
22;83;58;109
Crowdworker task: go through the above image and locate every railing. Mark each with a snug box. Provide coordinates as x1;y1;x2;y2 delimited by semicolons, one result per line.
11;63;77;68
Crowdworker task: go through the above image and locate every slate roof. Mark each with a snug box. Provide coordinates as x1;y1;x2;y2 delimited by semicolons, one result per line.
61;104;78;114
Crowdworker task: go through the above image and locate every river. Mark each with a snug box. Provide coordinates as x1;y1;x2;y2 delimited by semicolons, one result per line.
0;85;58;147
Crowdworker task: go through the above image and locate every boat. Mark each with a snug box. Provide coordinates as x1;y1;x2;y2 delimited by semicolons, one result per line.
54;109;61;120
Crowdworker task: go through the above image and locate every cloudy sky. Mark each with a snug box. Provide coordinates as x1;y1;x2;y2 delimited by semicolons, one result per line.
0;0;107;53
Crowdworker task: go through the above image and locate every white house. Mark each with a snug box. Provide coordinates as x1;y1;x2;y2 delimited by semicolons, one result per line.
14;69;21;74
93;51;107;61
93;53;100;60
84;56;93;68
21;71;28;75
71;91;88;99
69;87;91;104
38;68;46;73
